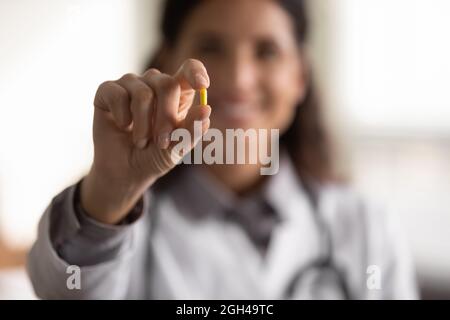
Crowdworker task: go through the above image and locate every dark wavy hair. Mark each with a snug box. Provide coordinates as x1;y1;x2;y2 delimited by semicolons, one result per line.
147;0;343;189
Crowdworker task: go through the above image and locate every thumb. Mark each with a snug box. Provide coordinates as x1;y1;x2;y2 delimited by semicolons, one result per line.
135;104;211;179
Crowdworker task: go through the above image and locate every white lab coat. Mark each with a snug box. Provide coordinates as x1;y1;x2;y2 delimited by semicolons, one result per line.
27;155;418;299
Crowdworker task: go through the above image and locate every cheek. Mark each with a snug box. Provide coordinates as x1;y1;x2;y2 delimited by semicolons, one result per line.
264;70;301;129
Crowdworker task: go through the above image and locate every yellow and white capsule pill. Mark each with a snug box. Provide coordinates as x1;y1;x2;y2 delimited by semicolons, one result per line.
199;88;207;106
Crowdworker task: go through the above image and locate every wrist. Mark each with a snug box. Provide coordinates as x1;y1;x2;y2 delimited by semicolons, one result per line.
80;165;155;225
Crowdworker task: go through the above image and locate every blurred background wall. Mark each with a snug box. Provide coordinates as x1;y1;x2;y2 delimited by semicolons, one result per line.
0;0;159;299
311;0;450;298
0;0;449;299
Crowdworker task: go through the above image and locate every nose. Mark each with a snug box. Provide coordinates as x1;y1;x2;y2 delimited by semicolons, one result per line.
225;51;258;95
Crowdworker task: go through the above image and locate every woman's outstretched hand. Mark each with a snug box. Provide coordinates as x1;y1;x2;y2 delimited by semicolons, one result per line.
81;59;211;224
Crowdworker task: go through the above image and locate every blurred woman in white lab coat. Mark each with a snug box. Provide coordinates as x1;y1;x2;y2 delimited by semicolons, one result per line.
27;0;418;299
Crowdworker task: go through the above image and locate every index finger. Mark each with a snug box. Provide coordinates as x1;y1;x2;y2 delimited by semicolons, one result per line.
173;59;210;92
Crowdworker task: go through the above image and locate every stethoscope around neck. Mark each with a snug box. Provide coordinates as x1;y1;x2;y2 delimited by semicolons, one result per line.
146;172;352;299
282;178;351;300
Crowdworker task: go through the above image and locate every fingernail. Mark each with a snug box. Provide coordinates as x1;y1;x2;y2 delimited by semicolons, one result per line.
195;74;208;88
158;132;171;149
136;138;148;149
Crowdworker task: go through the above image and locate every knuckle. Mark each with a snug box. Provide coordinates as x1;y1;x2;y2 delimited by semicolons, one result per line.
144;68;161;77
98;80;114;90
120;73;138;82
95;81;120;108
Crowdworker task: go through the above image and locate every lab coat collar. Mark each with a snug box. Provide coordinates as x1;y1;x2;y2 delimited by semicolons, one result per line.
171;150;314;224
175;161;279;223
170;153;323;298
